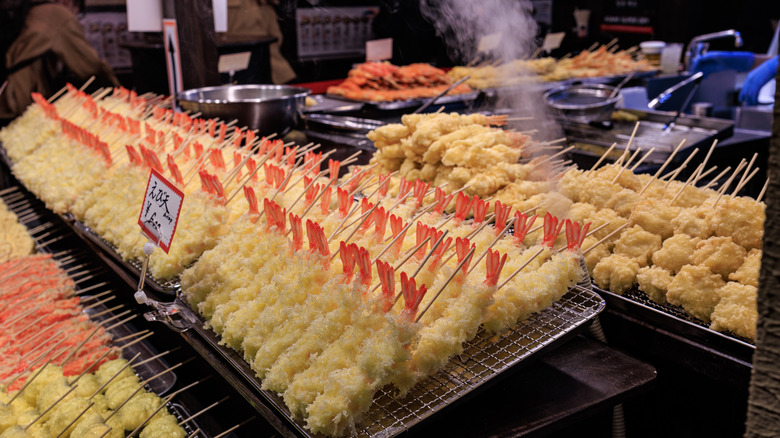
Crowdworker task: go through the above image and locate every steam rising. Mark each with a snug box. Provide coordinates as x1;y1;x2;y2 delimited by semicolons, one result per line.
420;0;562;142
419;0;538;63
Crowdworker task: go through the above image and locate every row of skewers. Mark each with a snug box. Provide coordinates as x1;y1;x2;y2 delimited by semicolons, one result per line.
0;187;251;437
0;84;596;436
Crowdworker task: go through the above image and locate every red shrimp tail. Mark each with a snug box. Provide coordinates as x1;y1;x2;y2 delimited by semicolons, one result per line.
289;213;303;251
320;187;333;216
513;212;538;246
401;272;428;320
472;195;488;224
376;260;395;312
485;249;508;287
494;201;511;234
433;187;454;215
355;246;372;286
413;180;431;208
397;177;413;200
454;191;473;222
378;172;392;197
455;237;476;274
328;159;341;181
415;222;431;260
337;187;351;217
566;220;591;251
306;219;331;258
243;186;259;219
542;212;564;248
340;241;357;282
373;207;388;243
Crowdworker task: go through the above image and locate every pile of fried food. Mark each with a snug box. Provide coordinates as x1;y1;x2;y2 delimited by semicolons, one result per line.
326;61;473;102
183;179;587;435
367;112;572;217
0;359;185;438
0;253;186;437
0;87;265;280
447;46;654;89
362;113;762;341
0;198;34;263
559;159;763;340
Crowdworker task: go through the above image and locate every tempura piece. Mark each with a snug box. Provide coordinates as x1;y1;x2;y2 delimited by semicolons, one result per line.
691;236;747;279
652;234;699;274
729;249;761;287
613;225;662;267
709;282;758;340
593;254;640;294
666;265;725;322
637;266;674;304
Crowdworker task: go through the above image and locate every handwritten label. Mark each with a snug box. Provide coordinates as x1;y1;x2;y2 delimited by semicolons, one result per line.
541;32;565;53
477;32;502;53
138;168;184;253
218;52;252;73
366;38;393;62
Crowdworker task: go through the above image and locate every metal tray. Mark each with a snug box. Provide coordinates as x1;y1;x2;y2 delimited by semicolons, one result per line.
559;108;734;167
592;284;754;364
304;114;386;133
324;90;481;112
173;286;604;438
70;219;181;295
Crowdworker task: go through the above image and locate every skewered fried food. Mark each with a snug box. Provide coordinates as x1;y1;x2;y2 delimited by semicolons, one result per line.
710;197;765;250
636;266;674;304
613;225;661;267
691;236;747;279
593;254;640;294
729;249;761;287
651;234;699;274
710;283;758;339
666;265;726;322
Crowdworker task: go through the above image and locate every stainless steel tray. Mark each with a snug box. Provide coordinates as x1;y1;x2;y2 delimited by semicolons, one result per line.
70;219;181;295
173;286;604;437
592;284;754;364
324;90;481;112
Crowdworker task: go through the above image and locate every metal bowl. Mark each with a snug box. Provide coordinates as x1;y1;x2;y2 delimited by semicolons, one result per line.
544;84;620;123
176;85;310;137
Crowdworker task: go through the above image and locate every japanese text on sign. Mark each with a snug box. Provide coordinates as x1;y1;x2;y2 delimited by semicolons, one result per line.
138;168;184;253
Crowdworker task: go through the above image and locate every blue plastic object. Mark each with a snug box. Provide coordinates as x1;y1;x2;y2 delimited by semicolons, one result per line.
690;51;755;77
739;55;779;105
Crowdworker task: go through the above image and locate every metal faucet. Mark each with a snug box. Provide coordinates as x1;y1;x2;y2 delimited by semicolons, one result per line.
684;29;743;71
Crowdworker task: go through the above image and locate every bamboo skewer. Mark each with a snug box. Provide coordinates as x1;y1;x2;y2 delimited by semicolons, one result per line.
179;396;229;426
582;223;631;255
213;417;256;438
587;143;617;174
25;385;79;430
757;178;770;202
126;378;206;437
496;246;548;290
54;401;95;438
415;246;476;323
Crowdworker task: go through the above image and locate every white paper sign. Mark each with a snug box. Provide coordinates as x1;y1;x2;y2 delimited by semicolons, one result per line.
218;52;252;73
138;168;184;253
126;0;163;32
478;32;502;53
542;32;566;53
163;19;183;95
366;38;393;62
213;0;228;32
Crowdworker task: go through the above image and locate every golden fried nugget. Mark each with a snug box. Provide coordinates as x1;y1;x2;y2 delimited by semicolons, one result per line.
667;265;725;322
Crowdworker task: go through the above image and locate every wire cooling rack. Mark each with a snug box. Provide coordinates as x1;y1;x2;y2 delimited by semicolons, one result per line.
181;286;604;438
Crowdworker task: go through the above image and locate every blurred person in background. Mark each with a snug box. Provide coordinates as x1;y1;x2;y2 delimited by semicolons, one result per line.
225;0;296;84
0;0;119;125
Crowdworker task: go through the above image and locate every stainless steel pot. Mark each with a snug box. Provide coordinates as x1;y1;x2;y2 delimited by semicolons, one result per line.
176;85;310;137
544;84;620;123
